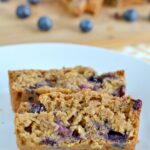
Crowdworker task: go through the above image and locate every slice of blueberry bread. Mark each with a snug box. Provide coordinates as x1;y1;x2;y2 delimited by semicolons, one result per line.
60;0;104;16
16;89;142;150
104;0;145;7
9;66;125;112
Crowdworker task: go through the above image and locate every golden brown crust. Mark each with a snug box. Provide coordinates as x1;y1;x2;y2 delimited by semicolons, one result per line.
17;141;136;150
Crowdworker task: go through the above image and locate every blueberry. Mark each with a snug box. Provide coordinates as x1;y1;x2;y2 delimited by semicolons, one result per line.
40;138;57;146
107;130;127;143
28;0;41;4
30;103;46;113
79;19;94;33
89;73;116;83
38;16;53;31
133;99;142;110
123;9;139;22
16;5;31;19
88;75;98;83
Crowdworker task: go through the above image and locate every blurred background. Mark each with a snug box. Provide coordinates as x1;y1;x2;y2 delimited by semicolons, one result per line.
0;0;150;61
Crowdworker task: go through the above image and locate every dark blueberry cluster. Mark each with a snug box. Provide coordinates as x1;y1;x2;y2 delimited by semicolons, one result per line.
29;102;46;113
40;138;57;146
88;75;99;83
88;73;116;83
28;96;34;102
133;99;142;110
88;73;117;92
92;122;127;144
107;130;127;143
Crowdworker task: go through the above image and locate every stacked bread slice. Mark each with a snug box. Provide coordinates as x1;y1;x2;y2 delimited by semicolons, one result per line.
8;66;142;150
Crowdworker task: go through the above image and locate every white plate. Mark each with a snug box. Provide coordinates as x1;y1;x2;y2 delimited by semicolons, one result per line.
0;43;149;150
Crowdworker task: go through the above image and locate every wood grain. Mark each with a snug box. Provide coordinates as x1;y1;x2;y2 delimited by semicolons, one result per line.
0;1;150;48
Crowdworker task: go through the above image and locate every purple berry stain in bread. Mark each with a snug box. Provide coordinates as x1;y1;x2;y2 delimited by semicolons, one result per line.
133;99;142;110
88;75;99;82
79;84;89;90
29;80;51;89
40;138;57;146
57;125;71;138
30;103;46;113
92;85;101;91
92;121;109;137
88;73;116;83
28;96;34;102
56;120;72;138
107;130;127;143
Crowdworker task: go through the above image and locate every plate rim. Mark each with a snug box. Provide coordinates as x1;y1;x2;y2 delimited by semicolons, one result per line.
0;42;149;67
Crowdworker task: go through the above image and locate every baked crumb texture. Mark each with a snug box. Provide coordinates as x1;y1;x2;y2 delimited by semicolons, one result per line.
9;66;125;112
16;89;142;150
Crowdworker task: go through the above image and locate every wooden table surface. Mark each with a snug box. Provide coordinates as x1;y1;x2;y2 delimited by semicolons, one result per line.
0;1;150;49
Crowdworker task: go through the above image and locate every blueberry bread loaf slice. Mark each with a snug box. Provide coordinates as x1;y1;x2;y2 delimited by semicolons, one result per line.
60;0;104;16
16;89;142;150
105;0;145;7
9;66;125;112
